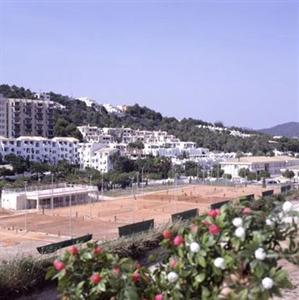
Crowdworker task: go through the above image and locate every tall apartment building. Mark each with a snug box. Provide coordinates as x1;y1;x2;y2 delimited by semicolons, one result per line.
0;94;54;138
0;94;7;137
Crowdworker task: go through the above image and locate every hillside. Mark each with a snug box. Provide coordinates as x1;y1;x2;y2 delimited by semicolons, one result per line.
259;122;299;138
1;84;299;153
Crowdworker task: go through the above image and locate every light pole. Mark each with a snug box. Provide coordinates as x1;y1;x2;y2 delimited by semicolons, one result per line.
69;194;73;238
37;175;41;210
24;181;28;232
131;176;135;223
89;175;92;218
51;172;54;213
101;172;104;198
141;166;144;196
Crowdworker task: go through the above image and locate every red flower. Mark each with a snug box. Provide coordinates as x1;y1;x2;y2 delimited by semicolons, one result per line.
169;257;177;268
90;273;102;285
208;224;221;235
93;246;103;255
67;245;79;255
162;230;172;239
132;272;141;283
208;209;220;218
53;259;65;271
173;235;184;246
242;207;251;215
154;294;164;300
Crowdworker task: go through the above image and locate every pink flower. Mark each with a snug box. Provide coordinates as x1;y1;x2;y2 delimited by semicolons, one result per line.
90;273;101;285
112;266;121;276
93;246;103;255
169;257;177;268
162;230;172;240
208;209;220;218
53;259;65;271
132;272;141;283
173;235;184;246
208;224;221;235
154;294;164;300
242;207;251;215
67;245;79;255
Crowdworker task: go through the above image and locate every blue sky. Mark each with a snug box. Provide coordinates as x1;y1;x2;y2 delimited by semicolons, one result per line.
0;0;298;129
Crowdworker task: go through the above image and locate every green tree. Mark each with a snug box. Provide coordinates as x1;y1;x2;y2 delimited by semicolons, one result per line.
223;173;232;180
184;161;199;177
282;169;295;179
238;168;249;178
4;154;29;174
211;164;224;178
127;141;144;150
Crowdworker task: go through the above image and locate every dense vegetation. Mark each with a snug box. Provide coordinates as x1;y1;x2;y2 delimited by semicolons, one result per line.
1;84;299;153
0;153;173;190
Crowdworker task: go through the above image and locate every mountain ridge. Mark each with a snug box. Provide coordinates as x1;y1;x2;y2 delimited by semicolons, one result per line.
259;122;299;138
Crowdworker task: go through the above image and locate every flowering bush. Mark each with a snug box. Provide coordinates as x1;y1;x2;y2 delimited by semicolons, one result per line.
47;243;153;299
48;196;299;299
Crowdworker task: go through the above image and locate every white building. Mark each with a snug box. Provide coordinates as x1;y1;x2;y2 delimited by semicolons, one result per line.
1;184;98;210
78;97;97;107
197;124;252;138
78;142;116;173
0;136;79;165
220;156;299;178
103;104;126;116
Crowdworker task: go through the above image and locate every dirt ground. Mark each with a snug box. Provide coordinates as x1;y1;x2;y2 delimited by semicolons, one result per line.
0;184;278;258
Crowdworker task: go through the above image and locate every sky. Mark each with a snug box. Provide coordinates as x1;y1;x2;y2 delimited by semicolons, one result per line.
0;0;298;129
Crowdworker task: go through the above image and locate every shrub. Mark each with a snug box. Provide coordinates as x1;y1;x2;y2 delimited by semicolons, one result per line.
48;196;299;299
0;256;53;298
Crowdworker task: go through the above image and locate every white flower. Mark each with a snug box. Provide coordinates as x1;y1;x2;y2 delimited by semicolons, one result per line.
232;217;243;227
167;271;179;283
266;219;273;226
262;277;274;289
214;257;226;269
282;201;293;213
190;242;200;253
234;227;245;240
255;248;266;260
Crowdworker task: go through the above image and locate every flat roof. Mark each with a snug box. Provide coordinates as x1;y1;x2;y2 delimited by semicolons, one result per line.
221;156;299;165
26;186;98;200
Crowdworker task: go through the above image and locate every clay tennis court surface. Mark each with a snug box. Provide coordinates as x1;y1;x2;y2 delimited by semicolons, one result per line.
0;184;278;258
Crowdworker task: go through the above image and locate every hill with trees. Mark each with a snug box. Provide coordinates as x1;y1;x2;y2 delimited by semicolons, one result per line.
1;84;299;153
259;122;299;138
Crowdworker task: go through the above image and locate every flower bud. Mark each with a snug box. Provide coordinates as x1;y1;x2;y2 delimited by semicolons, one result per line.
190;242;200;253
232;217;243;227
255;248;266;260
167;271;179;283
214;257;226;269
234;227;245;240
262;277;274;289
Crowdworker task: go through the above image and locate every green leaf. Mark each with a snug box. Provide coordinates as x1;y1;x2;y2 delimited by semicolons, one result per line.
195;273;205;283
239;289;248;300
198;256;207;268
